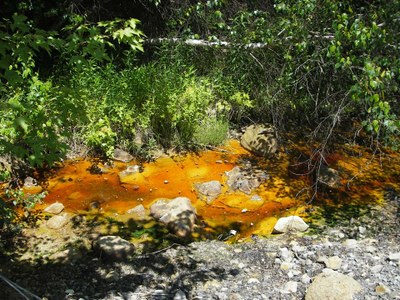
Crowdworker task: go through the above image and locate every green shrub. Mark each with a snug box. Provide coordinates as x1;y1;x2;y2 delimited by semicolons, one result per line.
193;117;229;146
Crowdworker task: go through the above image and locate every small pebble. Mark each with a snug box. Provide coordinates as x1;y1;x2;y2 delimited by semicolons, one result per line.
375;284;391;295
247;278;260;284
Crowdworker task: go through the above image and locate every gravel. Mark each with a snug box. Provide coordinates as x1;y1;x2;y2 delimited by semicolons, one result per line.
0;193;399;300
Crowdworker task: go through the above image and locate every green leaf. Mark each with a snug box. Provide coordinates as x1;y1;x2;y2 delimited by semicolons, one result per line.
14;117;28;133
369;80;378;89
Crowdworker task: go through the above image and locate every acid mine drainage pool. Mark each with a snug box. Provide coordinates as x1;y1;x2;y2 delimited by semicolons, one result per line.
21;139;400;244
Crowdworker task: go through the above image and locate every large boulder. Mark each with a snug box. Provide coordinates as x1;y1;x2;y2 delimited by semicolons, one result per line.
273;216;309;234
194;180;222;204
225;166;268;195
93;235;135;261
305;270;362;300
240;124;279;157
150;197;196;238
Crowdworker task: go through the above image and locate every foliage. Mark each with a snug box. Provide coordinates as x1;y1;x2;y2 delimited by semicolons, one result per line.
62;15;144;67
0;12;145;166
65;56;234;154
0;188;46;233
193;117;229;146
159;0;400;147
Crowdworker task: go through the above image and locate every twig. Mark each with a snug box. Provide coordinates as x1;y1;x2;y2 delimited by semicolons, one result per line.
0;273;41;300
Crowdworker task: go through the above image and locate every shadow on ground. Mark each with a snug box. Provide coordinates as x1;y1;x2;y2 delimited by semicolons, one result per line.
0;212;238;300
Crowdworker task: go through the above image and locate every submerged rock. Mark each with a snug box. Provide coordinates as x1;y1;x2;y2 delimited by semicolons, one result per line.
225;166;268;195
240;124;279;157
113;148;133;163
305;270;362;300
194;180;222;204
118;165;146;185
273;216;309;233
150;197;196;238
317;165;340;189
93;235;135;261
44;202;65;215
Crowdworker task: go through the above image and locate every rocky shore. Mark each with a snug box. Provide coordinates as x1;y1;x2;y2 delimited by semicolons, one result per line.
1;190;399;300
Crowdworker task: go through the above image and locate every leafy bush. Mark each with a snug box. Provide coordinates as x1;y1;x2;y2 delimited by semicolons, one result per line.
193;117;229;146
0;13;145;165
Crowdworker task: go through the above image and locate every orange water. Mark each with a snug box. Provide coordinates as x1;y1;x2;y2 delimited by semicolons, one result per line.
38;140;400;237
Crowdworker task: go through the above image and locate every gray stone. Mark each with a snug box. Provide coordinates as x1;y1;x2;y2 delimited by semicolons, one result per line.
371;264;383;274
305;270;362;300
281;281;298;294
301;274;311;284
174;290;187;300
113;148;133;163
23;176;38;187
280;262;292;271
150;197;196;238
44;202;64;215
240;124;279;157
388;252;400;261
273;216;309;233
225;166;268;195
93;235;135;261
325;256;343;270
279;247;293;261
343;239;358;249
126;204;147;219
47;215;69;229
194;180;222;204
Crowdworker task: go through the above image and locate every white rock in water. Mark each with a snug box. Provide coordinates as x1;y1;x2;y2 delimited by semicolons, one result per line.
126;204;147;219
44;202;64;215
305;270;362;300
273;216;309;233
